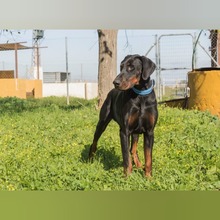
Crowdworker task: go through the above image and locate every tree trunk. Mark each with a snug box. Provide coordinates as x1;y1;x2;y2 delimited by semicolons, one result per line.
97;29;118;108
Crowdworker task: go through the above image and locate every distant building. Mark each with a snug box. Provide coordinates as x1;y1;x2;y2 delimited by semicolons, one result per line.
43;72;70;83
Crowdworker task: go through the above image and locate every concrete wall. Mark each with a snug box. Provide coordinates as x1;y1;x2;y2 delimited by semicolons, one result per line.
43;82;98;99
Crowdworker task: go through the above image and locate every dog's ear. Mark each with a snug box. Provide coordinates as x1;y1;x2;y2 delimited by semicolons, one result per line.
140;56;156;80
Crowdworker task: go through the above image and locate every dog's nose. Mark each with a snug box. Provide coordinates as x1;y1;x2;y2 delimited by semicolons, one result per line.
113;79;120;88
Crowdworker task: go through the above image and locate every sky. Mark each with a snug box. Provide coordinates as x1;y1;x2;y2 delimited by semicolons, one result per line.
0;29;212;83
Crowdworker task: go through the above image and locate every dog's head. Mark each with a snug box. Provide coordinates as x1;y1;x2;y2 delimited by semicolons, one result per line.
113;54;156;90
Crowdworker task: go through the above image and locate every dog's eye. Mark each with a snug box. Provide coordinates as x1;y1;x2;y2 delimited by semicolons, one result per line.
127;66;134;71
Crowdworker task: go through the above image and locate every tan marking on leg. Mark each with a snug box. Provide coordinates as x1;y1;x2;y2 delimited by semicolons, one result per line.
131;139;142;168
144;147;152;177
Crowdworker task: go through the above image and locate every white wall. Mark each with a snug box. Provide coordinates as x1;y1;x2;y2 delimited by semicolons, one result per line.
43;82;98;99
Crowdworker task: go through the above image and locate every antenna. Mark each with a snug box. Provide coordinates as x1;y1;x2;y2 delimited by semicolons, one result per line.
31;30;44;79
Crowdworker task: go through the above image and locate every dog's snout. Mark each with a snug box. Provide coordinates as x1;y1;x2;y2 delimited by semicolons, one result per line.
113;78;121;87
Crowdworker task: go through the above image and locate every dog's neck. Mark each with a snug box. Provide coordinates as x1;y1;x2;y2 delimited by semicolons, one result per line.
132;79;155;96
134;78;152;90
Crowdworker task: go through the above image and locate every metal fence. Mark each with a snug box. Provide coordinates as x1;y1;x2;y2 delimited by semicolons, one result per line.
145;30;219;101
156;33;195;100
0;30;219;100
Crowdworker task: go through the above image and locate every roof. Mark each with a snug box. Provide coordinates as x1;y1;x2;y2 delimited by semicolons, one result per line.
0;42;33;51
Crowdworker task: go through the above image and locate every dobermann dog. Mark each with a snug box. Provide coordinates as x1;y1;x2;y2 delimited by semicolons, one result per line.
89;54;158;177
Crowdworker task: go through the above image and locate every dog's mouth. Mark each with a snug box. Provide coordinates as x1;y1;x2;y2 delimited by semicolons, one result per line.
113;81;134;90
113;76;139;90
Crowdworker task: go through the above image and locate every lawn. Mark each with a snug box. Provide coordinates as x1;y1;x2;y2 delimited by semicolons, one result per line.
0;97;219;190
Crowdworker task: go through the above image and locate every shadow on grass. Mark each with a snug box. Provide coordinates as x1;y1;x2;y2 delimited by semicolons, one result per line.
0;97;97;114
81;145;122;171
60;103;92;111
59;98;97;111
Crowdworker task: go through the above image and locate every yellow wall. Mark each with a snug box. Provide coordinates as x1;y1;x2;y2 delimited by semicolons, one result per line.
0;79;42;99
188;70;220;117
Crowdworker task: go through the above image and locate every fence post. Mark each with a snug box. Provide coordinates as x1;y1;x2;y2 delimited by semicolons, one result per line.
85;83;88;100
193;33;197;69
157;35;163;101
65;37;70;105
155;34;161;100
81;64;83;81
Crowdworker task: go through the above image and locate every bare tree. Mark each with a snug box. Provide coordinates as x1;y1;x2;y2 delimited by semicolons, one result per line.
0;29;23;42
97;29;118;108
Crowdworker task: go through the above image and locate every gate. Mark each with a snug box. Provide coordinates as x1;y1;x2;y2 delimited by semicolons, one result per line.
157;34;196;101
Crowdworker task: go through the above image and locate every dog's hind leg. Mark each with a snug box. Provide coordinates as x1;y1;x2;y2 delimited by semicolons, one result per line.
89;96;112;160
143;131;154;177
130;134;142;168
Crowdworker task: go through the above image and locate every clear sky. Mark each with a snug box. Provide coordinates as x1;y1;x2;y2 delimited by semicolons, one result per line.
0;29;211;83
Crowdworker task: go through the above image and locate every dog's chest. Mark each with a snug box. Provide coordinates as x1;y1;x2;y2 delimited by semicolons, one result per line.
126;101;155;133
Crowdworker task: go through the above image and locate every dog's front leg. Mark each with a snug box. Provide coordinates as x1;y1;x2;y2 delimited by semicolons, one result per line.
120;130;132;176
130;134;142;168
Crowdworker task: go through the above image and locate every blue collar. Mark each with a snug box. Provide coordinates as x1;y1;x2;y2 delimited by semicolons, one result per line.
132;79;155;96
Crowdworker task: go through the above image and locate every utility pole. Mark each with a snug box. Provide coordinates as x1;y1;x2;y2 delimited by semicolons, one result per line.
32;30;44;79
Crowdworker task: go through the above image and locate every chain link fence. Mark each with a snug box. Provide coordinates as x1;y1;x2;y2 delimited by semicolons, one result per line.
0;47;36;79
209;30;218;67
151;30;219;101
157;33;195;100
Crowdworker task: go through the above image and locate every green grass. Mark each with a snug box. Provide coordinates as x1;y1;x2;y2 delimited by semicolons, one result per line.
0;96;219;190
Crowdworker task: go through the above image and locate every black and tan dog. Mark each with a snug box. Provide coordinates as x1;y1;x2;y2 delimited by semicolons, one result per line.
89;54;158;177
